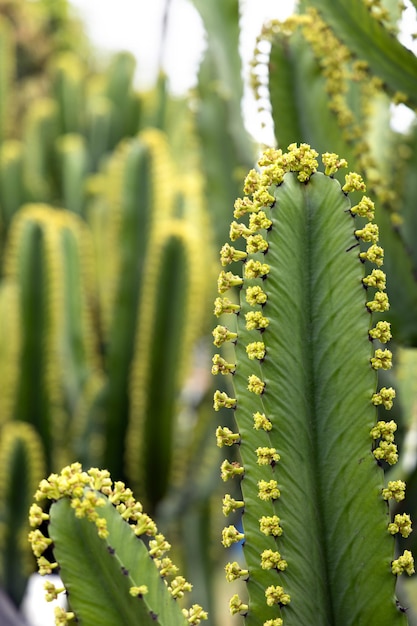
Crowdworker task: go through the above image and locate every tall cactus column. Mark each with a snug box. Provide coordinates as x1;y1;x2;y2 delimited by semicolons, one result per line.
213;145;413;625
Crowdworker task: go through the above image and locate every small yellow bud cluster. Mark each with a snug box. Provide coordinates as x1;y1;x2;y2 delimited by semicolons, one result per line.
213;296;240;317
220;460;244;482
246;285;268;305
220;243;247;266
391;550;415;576
229;594;249;615
225;561;249;582
168;576;193;599
216;426;240;448
370;420;398;465
54;607;76;625
246;310;269;330
217;270;243;294
388;514;413;539
258;479;281;501
246;341;266;360
265;585;291;606
222;525;245;548
213;390;236;411
182;604;209;625
260;549;287;571
372;386;395;409
212;325;237;347
259;515;283;537
244;259;270;279
253;412;272;431
129;585;148;597
222;494;245;516
248;374;266;395
44;580;66;603
256;447;280;465
382;480;406;502
322;152;348;176
211;354;235;375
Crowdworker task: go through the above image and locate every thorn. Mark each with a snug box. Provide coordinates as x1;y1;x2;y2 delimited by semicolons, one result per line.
345;242;360;253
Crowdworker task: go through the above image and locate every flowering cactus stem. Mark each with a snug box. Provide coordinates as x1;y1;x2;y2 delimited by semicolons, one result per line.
215;145;412;625
29;465;205;625
305;0;417;106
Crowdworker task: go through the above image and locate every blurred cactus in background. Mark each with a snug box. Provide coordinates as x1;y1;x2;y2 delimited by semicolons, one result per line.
3;0;417;624
0;0;234;615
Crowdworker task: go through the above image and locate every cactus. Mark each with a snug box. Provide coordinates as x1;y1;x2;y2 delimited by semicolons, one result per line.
3;203;103;470
213;144;413;624
0;421;45;606
28;144;415;625
28;463;207;625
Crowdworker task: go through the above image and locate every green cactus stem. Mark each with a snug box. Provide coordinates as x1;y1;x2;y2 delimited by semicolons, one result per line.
3;203;103;470
28;463;208;626
56;133;88;215
214;144;413;625
0;421;45;606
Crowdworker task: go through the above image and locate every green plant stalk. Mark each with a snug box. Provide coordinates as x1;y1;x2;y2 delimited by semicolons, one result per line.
214;145;413;624
101;137;153;481
50;52;85;135
4;204;102;471
56;133;88;215
0;15;13;146
0;140;24;230
127;218;206;510
104;52;141;146
23;99;58;203
0;421;45;606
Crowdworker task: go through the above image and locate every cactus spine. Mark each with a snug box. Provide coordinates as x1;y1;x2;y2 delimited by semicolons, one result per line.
214;145;413;625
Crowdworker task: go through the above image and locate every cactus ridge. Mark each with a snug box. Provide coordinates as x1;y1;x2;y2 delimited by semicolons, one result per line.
29;463;208;626
214;144;413;625
127;217;207;507
4;204;101;470
0;421;45;605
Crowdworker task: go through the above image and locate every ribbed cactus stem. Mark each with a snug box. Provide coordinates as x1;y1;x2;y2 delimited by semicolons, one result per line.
214;144;413;625
4;204;102;470
28;464;208;626
0;421;45;605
